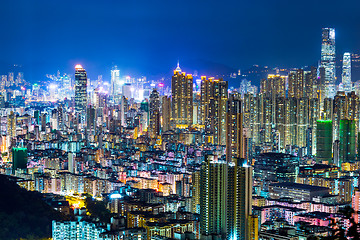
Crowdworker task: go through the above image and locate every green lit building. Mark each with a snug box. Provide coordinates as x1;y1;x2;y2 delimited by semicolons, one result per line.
316;120;333;164
12;147;28;174
339;119;356;165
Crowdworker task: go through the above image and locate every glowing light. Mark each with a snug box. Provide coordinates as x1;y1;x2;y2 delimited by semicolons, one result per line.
110;193;122;199
158;83;164;87
75;64;83;69
49;84;57;89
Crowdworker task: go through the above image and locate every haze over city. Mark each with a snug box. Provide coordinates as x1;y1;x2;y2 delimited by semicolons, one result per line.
2;1;360;240
1;0;360;81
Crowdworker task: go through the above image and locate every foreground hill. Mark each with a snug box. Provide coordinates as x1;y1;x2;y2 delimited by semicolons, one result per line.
0;174;65;240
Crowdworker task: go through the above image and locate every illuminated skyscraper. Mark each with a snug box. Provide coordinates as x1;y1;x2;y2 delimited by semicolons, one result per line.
288;69;304;98
149;89;160;138
74;65;88;112
171;63;193;128
227;158;253;240
316;120;333;164
7;111;16;149
161;96;171;132
111;66;120;96
226;93;243;162
321;28;336;99
200;155;228;238
205;78;228;144
12;147;27;174
339;119;356;165
342;52;352;94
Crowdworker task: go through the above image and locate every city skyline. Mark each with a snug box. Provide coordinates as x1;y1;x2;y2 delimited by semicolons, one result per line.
3;1;360;239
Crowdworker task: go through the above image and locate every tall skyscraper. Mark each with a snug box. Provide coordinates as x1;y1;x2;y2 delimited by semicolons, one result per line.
7;111;16;149
149;89;160;138
226;93;243;162
342;52;352;94
161;96;171;133
288;69;304;98
200;155;228;238
204;78;228;144
200;154;254;240
171;63;193;128
227;158;253;240
321;28;336;99
74;65;88;112
111;66;120;96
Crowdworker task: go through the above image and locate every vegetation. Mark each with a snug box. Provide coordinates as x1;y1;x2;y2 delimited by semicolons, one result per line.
0;174;65;240
84;195;113;223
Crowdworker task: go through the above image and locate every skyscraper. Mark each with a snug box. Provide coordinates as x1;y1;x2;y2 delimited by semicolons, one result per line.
171;63;193;128
149;89;160;138
226;93;243;162
74;65;88;112
321;28;336;99
316;120;333;164
205;78;228;145
200;155;228;239
227;158;253;240
161;96;171;133
111;66;120;96
342;52;352;94
339;119;356;165
288;69;304;98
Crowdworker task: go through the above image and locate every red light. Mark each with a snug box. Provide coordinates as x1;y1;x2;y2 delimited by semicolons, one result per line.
158;83;164;87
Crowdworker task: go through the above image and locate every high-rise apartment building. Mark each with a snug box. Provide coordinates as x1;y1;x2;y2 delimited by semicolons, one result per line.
226;93;243;162
204;78;228;145
227;158;253;240
171;63;193;128
342;52;352;94
161;96;171;133
74;65;88;112
288;69;304;98
149;89;160;138
200;155;228;238
321;28;336;99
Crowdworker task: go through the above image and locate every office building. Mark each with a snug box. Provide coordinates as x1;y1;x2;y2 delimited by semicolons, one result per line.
321;28;336;98
342;52;352;94
110;65;120;96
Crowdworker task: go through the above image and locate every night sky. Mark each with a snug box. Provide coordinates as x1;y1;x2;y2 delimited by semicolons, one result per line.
1;0;360;81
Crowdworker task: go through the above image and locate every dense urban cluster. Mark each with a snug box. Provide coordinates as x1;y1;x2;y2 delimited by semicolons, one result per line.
2;28;360;240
